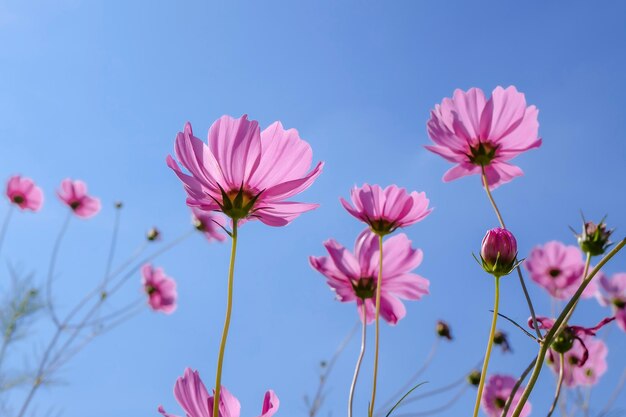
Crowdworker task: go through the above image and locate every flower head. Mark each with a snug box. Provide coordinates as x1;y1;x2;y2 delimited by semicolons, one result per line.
158;368;279;417
575;218;613;257
142;264;177;314
167;115;323;227
596;273;626;332
425;86;541;189
57;179;101;218
6;175;43;211
340;184;431;235
481;374;531;417
192;207;227;242
436;320;453;340
524;241;597;300
480;228;518;277
529;315;612;386
309;229;429;325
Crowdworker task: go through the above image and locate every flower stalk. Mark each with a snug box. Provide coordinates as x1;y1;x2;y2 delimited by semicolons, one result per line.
349;303;367;417
213;220;239;417
368;234;384;417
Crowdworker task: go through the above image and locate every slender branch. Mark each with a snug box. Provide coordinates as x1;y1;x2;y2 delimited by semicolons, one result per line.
348;305;367;417
307;320;359;417
368;234;385;417
377;339;440;414
213;221;239;417
560;253;591;327
480;167;541;339
510;238;626;417
547;353;565;417
500;356;537;417
392;384;469;417
472;275;501;417
46;212;72;327
492;311;538;341
0;205;14;259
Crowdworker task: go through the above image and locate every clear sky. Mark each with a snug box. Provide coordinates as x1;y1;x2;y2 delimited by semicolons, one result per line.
1;1;625;416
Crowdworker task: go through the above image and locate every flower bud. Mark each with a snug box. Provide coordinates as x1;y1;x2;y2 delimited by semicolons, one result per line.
146;227;161;242
467;370;481;386
576;219;613;256
436;320;453;340
551;327;575;354
480;228;518;277
493;330;512;353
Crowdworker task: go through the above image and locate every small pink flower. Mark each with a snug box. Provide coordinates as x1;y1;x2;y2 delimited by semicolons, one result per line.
549;335;608;388
425;86;541;189
192;207;227;242
309;229;429;325
158;368;279;417
167;115;323;227
524;241;596;300
596;273;626;332
142;264;177;314
340;184;431;235
57;179;101;218
481;374;531;417
6;175;43;211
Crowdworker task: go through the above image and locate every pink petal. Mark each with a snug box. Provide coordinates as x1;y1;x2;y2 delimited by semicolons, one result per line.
258;390;279;417
253;201;319;227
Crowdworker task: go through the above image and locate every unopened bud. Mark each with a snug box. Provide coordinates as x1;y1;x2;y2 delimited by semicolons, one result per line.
493;330;512;353
480;228;518;277
147;227;161;242
436;320;453;340
576;218;613;257
467;370;481;386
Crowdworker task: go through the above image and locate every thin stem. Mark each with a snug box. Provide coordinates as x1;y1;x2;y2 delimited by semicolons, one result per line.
547;353;565;417
510;238;626;417
46;212;72;327
560;253;591;328
0;205;14;259
308;321;359;417
368;234;384;417
349;304;368;417
472;275;501;417
378;339;440;413
480;166;541;339
100;206;122;289
392;384;469;417
598;367;626;417
500;356;537;417
213;220;239;417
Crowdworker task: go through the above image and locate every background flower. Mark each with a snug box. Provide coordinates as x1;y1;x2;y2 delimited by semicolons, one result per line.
142;264;177;314
6;175;44;211
481;374;531;417
57;178;101;218
596;273;626;331
309;229;429;325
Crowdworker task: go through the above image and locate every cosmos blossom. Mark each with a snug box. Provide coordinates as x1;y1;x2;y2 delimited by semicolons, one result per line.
167;115;323;227
142;264;177;314
529;315;613;387
425;86;541;189
57;178;101;218
340;184;431;235
596;273;626;332
5;175;44;211
481;374;531;417
309;229;429;325
191;207;227;242
524;241;597;300
158;368;279;417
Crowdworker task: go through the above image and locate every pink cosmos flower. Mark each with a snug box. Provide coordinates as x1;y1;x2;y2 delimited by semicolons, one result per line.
524;241;597;300
309;229;429;325
596;273;626;332
481;374;531;417
6;175;44;211
425;86;541;189
340;184;431;235
142;264;177;314
529;315;612;387
158;368;279;417
549;335;608;387
57;179;101;218
167;115;323;227
192;207;227;242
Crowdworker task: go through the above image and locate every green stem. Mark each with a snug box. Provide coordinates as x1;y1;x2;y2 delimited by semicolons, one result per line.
559;253;591;330
472;275;501;417
510;238;626;417
547;353;565;417
213;220;238;417
349;303;367;417
368;234;384;417
480;166;541;339
500;356;537;417
0;205;14;259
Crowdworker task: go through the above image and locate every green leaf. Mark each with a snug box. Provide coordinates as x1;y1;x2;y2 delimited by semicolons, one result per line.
385;381;428;417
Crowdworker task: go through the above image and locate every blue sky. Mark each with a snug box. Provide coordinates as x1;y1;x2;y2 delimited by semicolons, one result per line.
1;1;625;416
